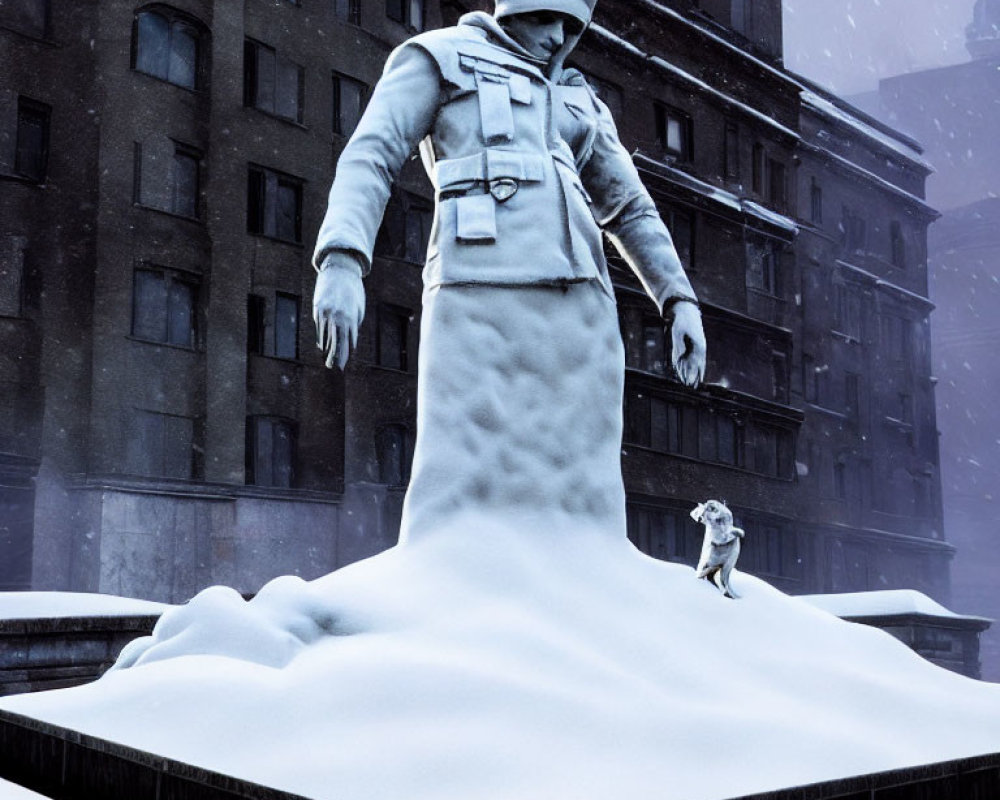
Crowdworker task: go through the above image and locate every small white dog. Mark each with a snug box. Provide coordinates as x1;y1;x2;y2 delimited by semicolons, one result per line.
691;500;745;598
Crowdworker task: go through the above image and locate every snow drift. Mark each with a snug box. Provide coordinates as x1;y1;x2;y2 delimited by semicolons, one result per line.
2;516;999;800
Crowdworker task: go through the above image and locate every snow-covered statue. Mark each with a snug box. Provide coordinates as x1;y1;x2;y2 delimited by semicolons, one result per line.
313;0;706;544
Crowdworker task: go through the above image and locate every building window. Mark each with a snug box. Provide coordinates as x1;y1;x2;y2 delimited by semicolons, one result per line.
0;236;27;318
655;104;692;161
0;0;48;38
724;123;739;180
377;304;411;371
842;206;867;253
641;321;667;376
890;220;906;268
664;206;695;270
772;351;789;404
127;410;198;479
376;424;414;485
132;267;198;348
699;410;743;467
746;239;781;296
375;191;432;261
810;178;823;224
333;0;362;24
627;505;702;564
246;416;296;488
14;97;50;183
134;139;202;218
247;165;303;243
879;314;912;364
244;39;304;123
834;283;862;339
767;158;787;210
247;291;300;360
332;72;367;136
752;143;765;194
731;0;752;36
845;372;860;420
133;7;203;90
386;0;423;31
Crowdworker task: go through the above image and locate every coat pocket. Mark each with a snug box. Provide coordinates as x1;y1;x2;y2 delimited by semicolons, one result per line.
455;194;497;243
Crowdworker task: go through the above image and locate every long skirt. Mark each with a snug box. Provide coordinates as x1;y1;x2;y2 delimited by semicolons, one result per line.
399;279;628;542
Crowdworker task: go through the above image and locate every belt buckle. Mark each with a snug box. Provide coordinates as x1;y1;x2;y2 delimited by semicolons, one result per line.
489;178;519;203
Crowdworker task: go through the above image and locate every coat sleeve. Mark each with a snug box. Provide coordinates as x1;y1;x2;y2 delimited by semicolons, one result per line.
313;43;443;274
578;92;698;313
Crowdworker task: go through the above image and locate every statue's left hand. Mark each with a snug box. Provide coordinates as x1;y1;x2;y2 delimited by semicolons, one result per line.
670;301;706;388
313;252;366;370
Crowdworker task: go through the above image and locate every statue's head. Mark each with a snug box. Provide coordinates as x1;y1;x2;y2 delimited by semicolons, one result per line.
494;0;596;31
494;0;596;69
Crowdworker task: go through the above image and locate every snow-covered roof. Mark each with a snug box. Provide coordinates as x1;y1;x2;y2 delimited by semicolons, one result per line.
801;90;933;171
800;590;991;622
590;24;799;141
0;592;167;621
742;200;799;234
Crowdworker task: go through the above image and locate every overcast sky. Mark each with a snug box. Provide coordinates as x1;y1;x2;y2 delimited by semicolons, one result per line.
782;0;977;96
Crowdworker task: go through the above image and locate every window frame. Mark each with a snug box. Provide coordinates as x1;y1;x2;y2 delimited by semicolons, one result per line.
246;415;297;488
386;0;424;31
0;0;49;39
332;71;368;137
654;103;693;162
333;0;362;25
244;38;305;124
376;303;412;371
14;96;51;184
131;5;205;91
247;164;305;244
131;265;200;349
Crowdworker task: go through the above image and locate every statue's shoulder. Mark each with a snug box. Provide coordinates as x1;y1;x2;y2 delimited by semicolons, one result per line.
399;23;490;61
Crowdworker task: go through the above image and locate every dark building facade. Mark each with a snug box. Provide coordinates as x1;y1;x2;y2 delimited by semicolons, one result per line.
847;0;1000;680
0;0;950;606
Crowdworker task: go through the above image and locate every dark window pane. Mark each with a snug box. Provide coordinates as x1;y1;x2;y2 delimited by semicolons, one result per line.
15;100;49;183
255;44;276;113
172;149;199;218
247;168;265;234
247;294;267;354
378;305;409;370
404;202;432;262
169;22;198;89
642;323;665;374
275;180;301;242
275;58;302;122
386;0;405;23
275;293;299;359
167;280;194;347
667;209;693;270
334;73;366;135
129;410;163;476
724;124;739;179
376;425;411;484
718;416;736;465
649;397;669;452
1;0;47;37
136;12;170;79
133;270;168;341
271;421;294;488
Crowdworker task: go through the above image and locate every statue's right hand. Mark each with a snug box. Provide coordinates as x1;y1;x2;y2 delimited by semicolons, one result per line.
313;252;366;370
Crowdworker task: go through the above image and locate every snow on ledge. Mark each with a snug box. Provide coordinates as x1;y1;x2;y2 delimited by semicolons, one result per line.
800;590;990;622
0;592;168;621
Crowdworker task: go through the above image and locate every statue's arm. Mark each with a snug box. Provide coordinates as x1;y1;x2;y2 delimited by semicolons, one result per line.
313;44;442;369
313;44;443;274
579;94;706;387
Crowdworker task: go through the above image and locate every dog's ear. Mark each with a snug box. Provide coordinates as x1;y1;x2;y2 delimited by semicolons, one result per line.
732;527;745;538
690;503;706;522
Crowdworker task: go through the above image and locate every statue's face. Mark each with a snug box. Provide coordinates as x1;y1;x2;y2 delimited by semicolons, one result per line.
501;11;578;60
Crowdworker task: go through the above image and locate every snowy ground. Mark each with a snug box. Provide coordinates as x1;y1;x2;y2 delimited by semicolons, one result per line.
0;592;167;621
2;519;999;800
0;778;49;799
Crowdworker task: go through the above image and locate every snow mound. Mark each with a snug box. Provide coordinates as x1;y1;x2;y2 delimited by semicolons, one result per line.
3;518;999;800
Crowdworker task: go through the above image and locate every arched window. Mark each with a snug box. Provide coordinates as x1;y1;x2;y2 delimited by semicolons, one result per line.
132;6;206;90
